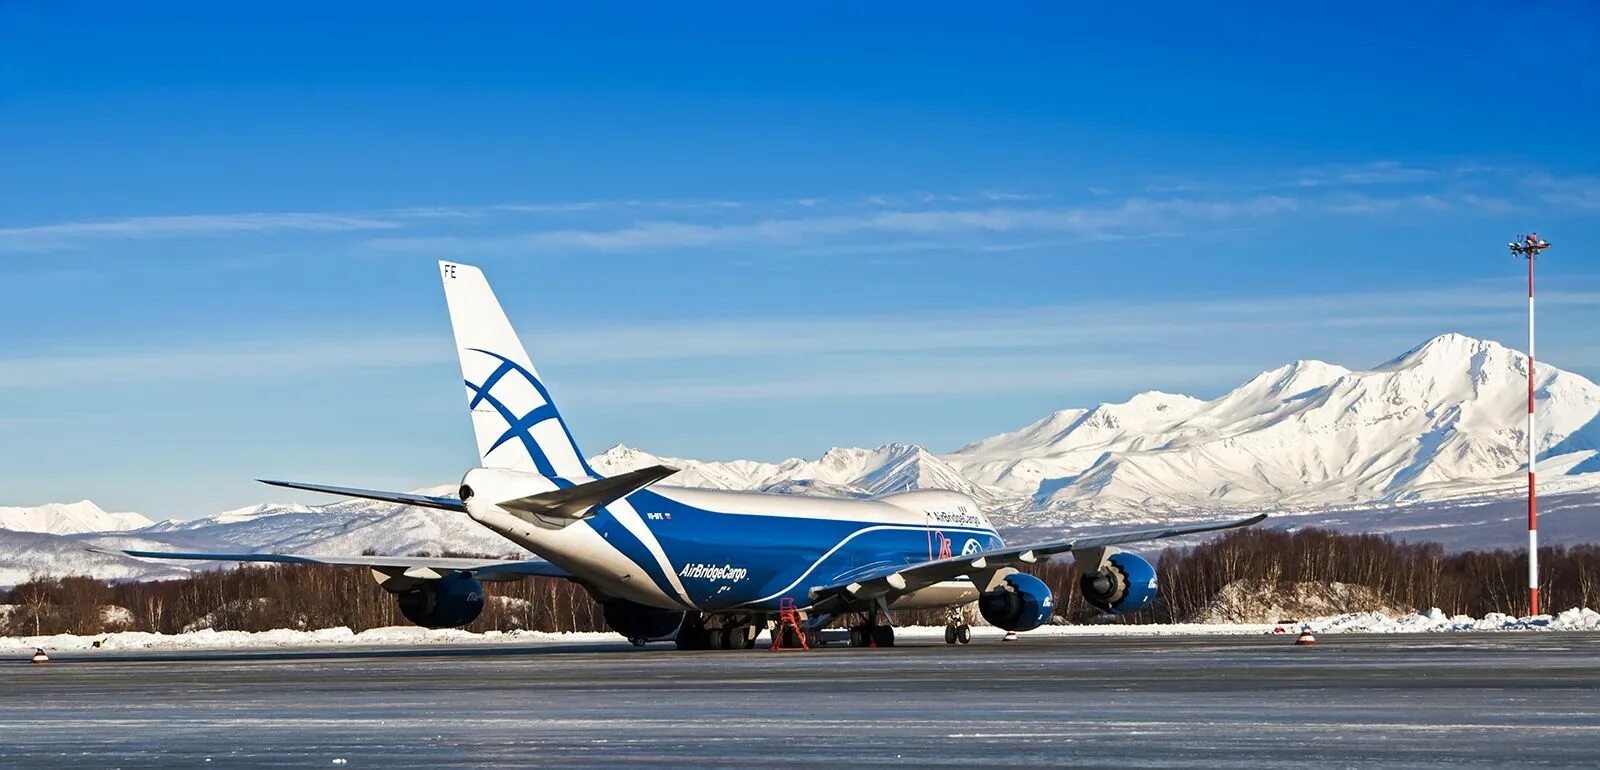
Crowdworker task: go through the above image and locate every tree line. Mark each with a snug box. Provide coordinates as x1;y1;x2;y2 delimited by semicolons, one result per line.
1028;528;1600;624
4;527;1598;636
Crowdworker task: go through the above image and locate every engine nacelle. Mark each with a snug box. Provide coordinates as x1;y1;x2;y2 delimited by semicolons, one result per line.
977;572;1054;632
396;574;486;629
1080;552;1158;614
601;600;685;641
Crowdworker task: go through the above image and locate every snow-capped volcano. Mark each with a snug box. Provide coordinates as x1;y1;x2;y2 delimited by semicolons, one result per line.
951;333;1600;523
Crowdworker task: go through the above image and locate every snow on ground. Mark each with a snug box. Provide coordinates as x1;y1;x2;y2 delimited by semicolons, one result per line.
6;607;1598;653
3;626;623;652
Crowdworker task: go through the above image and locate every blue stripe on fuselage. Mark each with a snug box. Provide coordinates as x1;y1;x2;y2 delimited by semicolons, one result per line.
583;508;686;606
604;489;1003;611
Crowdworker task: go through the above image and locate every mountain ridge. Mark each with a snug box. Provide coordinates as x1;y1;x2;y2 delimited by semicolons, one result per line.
6;333;1599;582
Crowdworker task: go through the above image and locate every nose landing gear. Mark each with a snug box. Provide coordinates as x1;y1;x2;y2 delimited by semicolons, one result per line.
942;608;972;645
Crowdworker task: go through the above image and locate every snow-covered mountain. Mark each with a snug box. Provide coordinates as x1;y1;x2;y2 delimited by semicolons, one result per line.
590;442;1001;503
5;333;1598;583
0;487;526;585
131;488;524;558
0;501;153;535
599;333;1599;525
951;334;1600;524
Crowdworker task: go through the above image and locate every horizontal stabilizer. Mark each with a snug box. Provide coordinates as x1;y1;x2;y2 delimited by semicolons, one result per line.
498;464;677;520
257;479;466;512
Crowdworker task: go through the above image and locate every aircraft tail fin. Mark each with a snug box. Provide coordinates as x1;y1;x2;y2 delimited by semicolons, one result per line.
439;261;595;478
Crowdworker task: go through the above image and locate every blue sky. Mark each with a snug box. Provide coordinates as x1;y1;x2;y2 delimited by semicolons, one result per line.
3;2;1599;517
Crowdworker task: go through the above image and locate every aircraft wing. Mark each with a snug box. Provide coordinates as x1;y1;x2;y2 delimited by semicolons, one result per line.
805;514;1265;612
89;547;569;582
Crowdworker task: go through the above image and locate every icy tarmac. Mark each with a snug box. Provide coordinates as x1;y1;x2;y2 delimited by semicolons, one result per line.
4;633;1599;768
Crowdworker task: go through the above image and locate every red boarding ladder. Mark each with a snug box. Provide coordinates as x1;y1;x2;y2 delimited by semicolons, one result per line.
769;597;810;651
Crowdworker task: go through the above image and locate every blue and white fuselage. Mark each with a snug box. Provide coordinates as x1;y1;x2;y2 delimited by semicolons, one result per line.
464;482;1003;613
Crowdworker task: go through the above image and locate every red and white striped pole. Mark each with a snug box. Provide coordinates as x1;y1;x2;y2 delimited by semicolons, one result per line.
1527;247;1538;617
1510;233;1550;616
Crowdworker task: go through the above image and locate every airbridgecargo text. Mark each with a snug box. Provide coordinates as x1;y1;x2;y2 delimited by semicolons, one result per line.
928;509;983;528
679;563;749;582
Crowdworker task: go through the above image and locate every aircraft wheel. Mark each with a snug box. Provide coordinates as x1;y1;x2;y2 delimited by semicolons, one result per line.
848;626;865;647
956;625;972;644
723;626;752;650
944;625;958;645
707;627;726;650
871;625;895;648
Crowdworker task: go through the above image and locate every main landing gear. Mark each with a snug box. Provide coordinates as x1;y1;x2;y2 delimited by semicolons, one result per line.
848;603;895;648
675;613;759;651
942;608;972;645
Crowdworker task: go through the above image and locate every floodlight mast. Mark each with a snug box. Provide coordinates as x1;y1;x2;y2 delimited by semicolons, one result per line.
1508;233;1550;616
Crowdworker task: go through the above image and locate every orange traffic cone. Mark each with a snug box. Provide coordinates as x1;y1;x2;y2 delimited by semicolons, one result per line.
31;648;49;664
1295;627;1317;646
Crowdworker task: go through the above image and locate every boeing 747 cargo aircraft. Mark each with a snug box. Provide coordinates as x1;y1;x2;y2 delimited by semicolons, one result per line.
102;262;1262;649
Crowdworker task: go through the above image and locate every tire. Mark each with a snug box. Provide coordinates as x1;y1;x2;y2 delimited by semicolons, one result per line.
944;625;958;645
849;627;865;647
724;626;751;650
708;627;725;650
871;625;895;648
956;625;972;644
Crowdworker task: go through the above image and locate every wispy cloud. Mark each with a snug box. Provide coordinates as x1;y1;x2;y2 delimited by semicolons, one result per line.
1320;193;1451;215
6;161;1592;260
7;280;1594;397
1522;173;1600;211
1287;160;1438;188
0;335;450;389
577;358;1253;405
0;198;753;253
365;196;1302;255
0;212;404;252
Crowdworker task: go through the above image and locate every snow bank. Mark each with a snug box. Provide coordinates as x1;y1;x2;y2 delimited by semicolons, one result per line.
0;626;621;653
1189;579;1401;624
4;608;1597;653
1304;606;1600;634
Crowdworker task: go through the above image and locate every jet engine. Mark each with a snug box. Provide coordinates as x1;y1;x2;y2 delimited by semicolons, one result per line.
1080;552;1158;614
602;600;686;641
977;572;1054;632
396;574;486;629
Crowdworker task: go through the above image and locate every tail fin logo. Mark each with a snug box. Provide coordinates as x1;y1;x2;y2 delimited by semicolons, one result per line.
463;347;592;480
